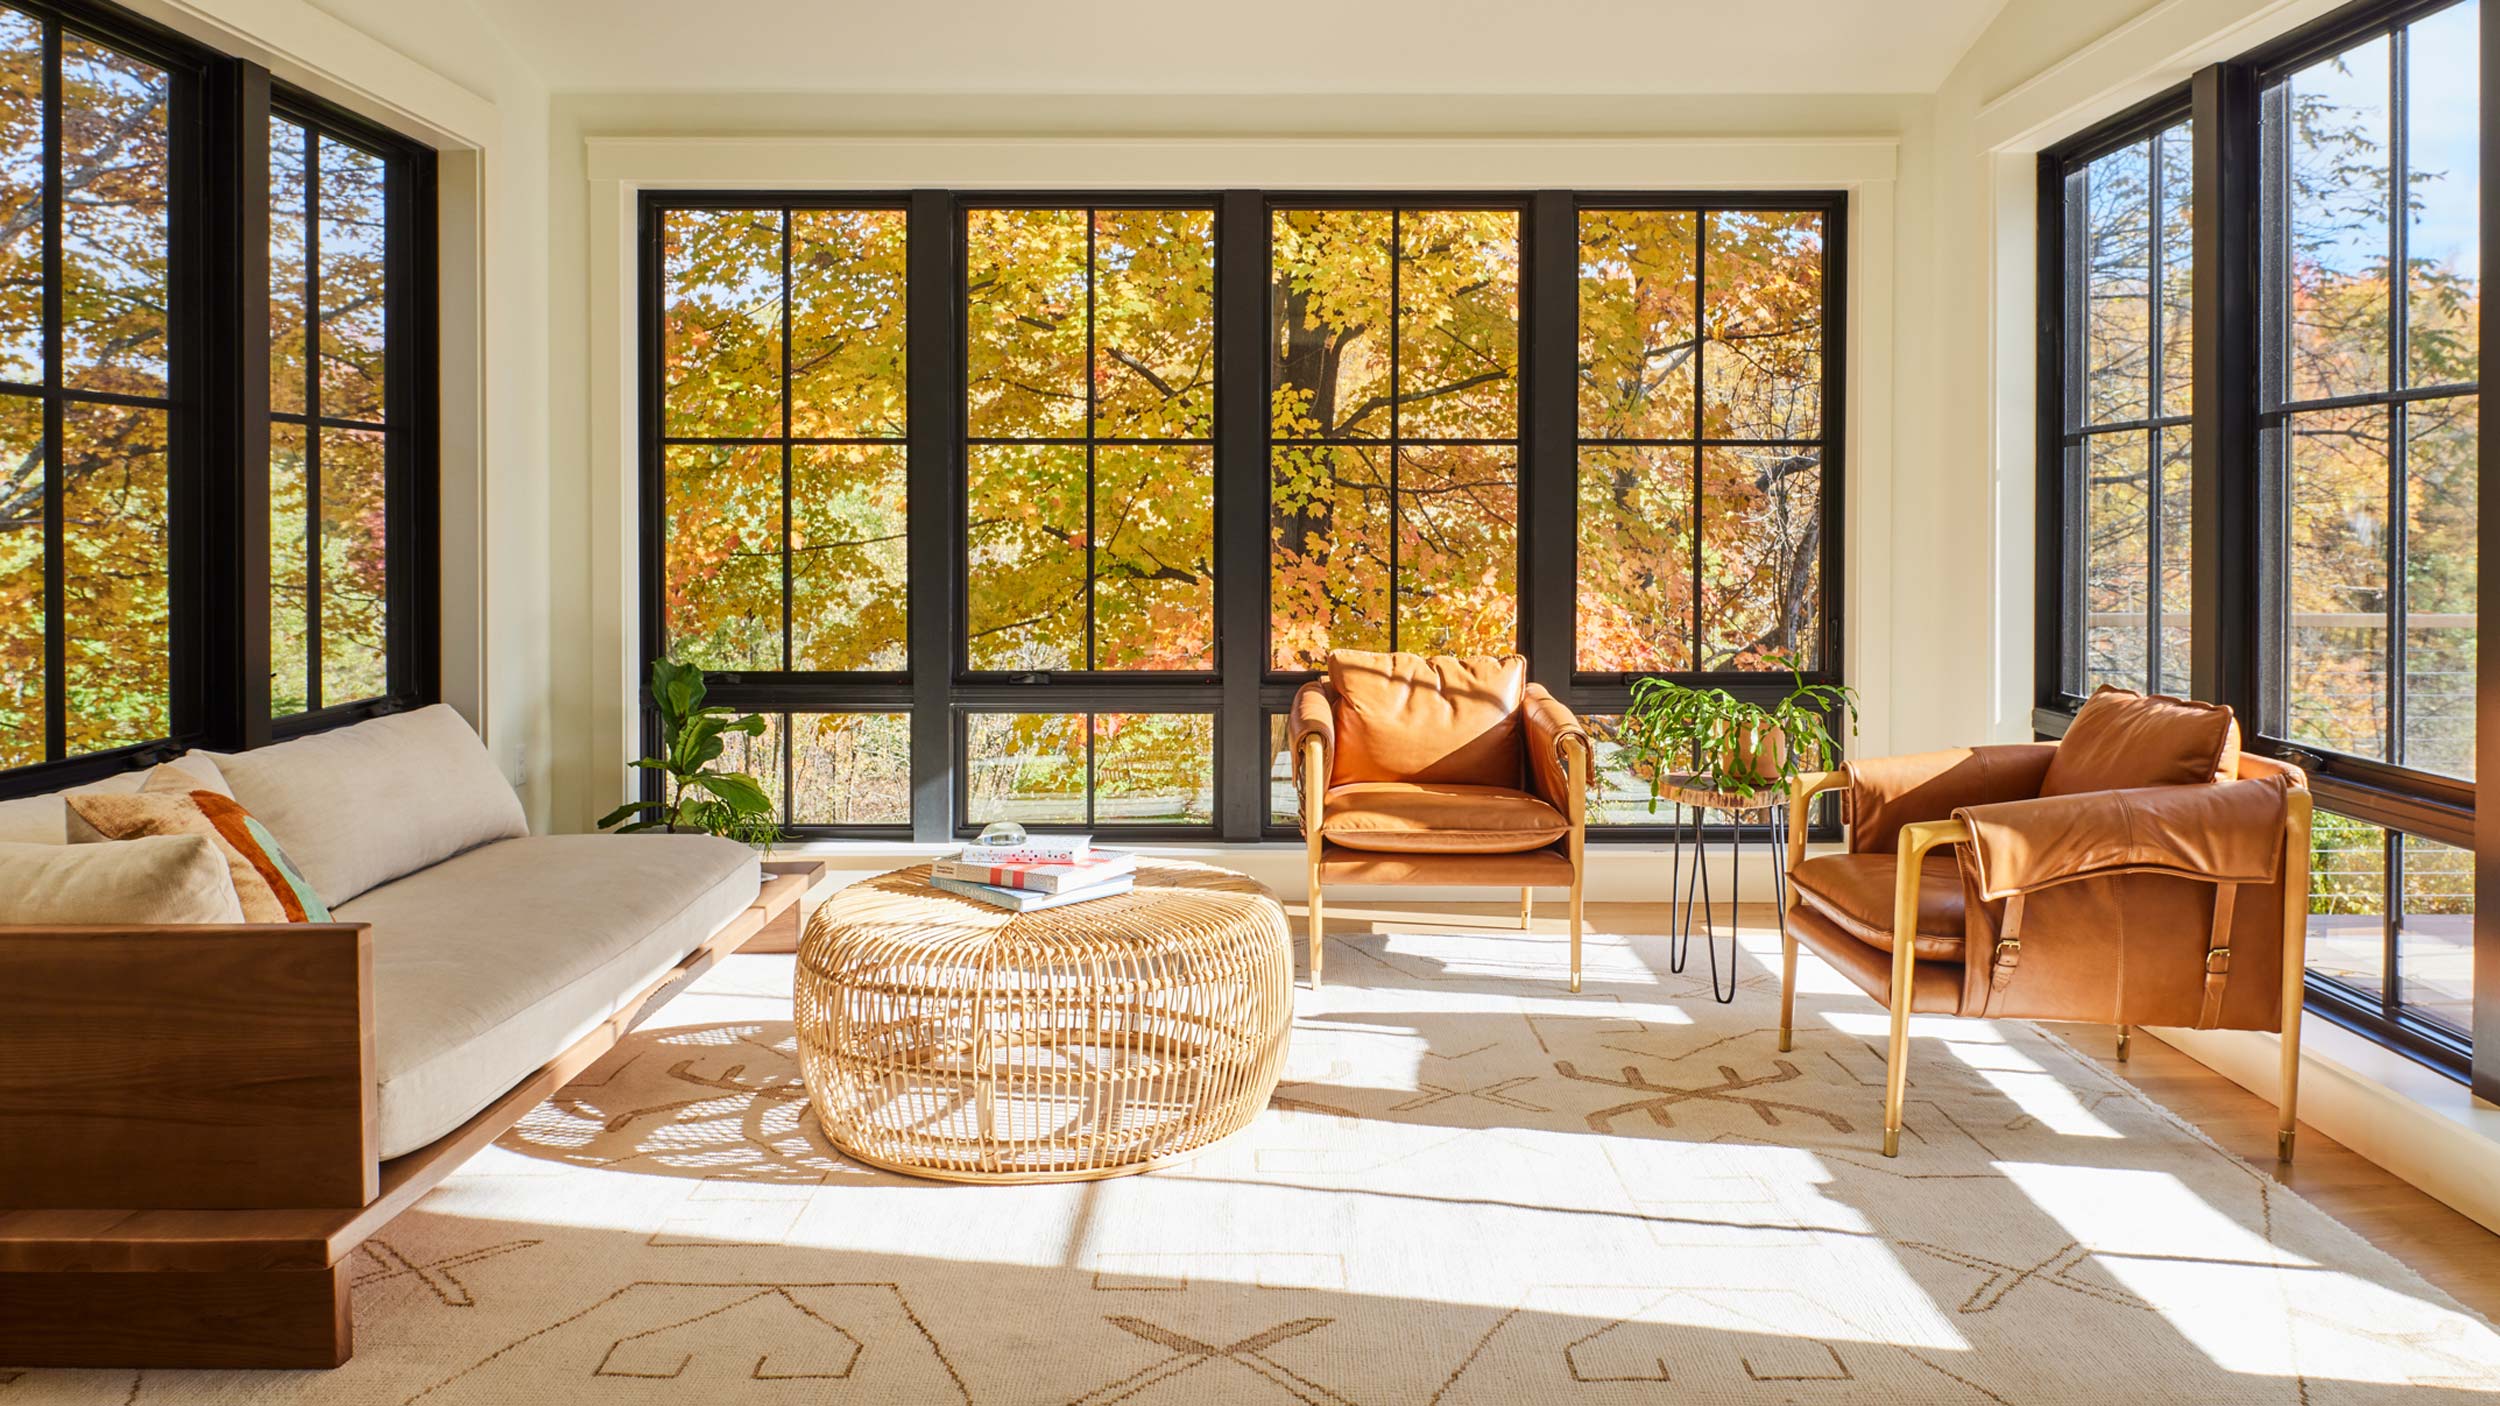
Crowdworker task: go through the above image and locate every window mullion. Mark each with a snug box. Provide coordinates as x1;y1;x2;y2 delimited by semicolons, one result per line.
1213;192;1266;839
905;191;959;843
1524;191;1576;699
2191;62;2260;718
39;17;62;762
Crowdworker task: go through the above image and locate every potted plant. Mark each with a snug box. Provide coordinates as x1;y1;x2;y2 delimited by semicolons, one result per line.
598;658;781;847
1615;655;1859;811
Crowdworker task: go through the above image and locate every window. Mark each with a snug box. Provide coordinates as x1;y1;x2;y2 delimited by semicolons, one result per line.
2038;0;2484;1085
640;191;1846;842
1;6;174;768
1269;206;1521;669
2052;119;2196;697
965;205;1214;673
1577;205;1832;674
0;0;434;799
2263;3;2478;778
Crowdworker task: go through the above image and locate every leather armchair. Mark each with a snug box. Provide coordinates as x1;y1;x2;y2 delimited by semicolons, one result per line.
1289;651;1591;991
1777;688;2314;1161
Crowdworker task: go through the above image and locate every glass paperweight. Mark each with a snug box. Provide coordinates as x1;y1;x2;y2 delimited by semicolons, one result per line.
975;821;1028;847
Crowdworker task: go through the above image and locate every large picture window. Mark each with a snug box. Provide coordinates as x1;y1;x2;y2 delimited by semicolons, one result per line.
2037;0;2485;1085
0;0;434;798
639;190;1846;843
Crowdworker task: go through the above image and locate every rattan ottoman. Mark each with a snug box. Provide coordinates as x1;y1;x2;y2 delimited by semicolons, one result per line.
794;859;1294;1183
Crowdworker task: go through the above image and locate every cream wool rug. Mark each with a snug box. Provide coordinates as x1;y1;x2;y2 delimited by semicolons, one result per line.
11;917;2500;1404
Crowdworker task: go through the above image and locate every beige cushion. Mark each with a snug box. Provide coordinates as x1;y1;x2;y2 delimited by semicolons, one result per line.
340;833;759;1158
208;704;526;909
0;753;230;846
0;835;246;924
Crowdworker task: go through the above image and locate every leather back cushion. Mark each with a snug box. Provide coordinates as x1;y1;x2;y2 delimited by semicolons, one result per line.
1328;651;1527;787
2039;686;2236;797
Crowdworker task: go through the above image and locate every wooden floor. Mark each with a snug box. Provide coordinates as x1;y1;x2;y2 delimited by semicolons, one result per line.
1319;897;2500;1323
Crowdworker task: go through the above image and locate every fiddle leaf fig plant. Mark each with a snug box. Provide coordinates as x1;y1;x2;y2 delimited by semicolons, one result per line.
1616;654;1860;810
597;658;781;847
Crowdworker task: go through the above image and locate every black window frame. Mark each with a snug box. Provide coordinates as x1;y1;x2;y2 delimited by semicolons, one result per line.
2036;0;2492;1090
638;188;1850;847
0;0;440;802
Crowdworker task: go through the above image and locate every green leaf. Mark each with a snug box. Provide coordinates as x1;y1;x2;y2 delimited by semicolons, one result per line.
596;799;665;829
692;770;774;815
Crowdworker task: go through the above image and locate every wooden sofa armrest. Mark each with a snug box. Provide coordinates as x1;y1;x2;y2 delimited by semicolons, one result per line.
0;922;375;1212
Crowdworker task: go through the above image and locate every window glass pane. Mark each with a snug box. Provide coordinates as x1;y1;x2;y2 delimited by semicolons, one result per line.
2156;427;2193;693
269;117;307;416
1092;712;1213;826
2286;35;2393;403
0;8;39;385
965;206;1085;440
2404;393;2476;777
663;442;782;671
1702;210;1823;442
1577;446;1693;672
2287;403;2392;759
60;400;167;752
2404;1;2478;389
1093;444;1212;670
1578;209;1696;440
1585;713;1682;827
1094;208;1213;439
788;208;906;439
717;709;783;822
1699;444;1820;670
2081;430;2151;694
2307;810;2387;1001
2157;121;2195;417
2083;139;2152;426
790;444;906;672
2398;832;2472;1036
0;391;39;766
662;209;781;440
1395;444;1516;656
1270;441;1391;669
1396;209;1518;439
59;36;167;398
964;443;1083;671
269;422;308;713
790;712;910;827
315;136;385;425
317;427;387;704
1271;208;1391;440
1266;712;1298;828
963;711;1086;826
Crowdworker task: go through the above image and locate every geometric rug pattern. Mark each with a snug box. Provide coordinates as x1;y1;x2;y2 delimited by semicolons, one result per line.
8;917;2499;1403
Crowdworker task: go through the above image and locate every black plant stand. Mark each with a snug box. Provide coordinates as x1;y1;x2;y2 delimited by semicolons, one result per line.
1659;774;1790;1004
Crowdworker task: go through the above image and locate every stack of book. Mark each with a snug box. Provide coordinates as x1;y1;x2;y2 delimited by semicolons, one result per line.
929;834;1138;912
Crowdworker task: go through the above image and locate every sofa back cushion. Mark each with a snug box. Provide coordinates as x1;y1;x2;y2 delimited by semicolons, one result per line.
208;704;526;908
1328;651;1527;788
2040;686;2237;798
0;753;230;846
0;835;246;924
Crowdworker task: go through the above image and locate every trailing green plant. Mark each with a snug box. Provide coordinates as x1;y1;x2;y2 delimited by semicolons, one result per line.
597;658;781;848
1615;654;1860;810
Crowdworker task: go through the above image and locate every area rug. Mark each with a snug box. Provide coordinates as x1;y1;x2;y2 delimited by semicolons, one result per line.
10;917;2500;1404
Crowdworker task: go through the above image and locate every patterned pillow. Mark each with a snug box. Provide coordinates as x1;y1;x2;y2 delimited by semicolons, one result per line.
67;788;331;923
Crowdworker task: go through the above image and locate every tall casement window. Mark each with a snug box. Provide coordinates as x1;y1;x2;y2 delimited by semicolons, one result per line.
0;5;175;768
0;0;437;798
2038;0;2487;1086
639;191;1846;844
2053;118;2196;697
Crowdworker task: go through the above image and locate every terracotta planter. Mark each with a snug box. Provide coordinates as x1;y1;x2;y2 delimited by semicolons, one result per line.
1716;719;1788;786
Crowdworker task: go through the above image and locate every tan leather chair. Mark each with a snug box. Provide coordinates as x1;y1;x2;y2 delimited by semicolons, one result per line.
1778;687;2314;1160
1289;651;1591;991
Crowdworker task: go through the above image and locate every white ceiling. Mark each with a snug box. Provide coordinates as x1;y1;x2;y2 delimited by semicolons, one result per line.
369;0;2012;98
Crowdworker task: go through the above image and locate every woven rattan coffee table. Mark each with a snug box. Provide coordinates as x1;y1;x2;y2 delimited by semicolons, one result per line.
795;859;1294;1183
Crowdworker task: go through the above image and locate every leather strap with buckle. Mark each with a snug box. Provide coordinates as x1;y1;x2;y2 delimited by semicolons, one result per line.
2195;882;2239;1029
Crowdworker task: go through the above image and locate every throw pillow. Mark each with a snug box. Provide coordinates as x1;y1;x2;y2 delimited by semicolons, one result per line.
2039;685;2237;798
0;835;247;924
67;789;331;923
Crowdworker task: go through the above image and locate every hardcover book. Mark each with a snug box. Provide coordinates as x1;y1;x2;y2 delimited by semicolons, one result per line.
929;873;1136;912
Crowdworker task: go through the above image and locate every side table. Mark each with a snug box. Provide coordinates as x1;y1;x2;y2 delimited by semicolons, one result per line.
1655;774;1791;1003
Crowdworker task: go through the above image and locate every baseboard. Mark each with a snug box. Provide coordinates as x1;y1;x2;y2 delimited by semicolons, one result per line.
772;838;1801;906
2146;1021;2500;1235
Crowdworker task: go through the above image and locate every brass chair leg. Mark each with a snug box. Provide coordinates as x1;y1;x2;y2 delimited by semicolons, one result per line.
1882;960;1911;1158
1308;878;1325;990
1567;878;1584;994
1520;887;1533;930
1778;925;1797;1053
2115;1024;2131;1062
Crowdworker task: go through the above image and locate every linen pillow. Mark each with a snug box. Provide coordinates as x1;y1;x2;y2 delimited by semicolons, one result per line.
2039;686;2237;798
204;704;526;908
0;835;246;925
0;752;230;846
67;788;330;923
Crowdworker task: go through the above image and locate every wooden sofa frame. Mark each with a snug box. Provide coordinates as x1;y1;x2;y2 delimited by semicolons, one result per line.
0;859;822;1370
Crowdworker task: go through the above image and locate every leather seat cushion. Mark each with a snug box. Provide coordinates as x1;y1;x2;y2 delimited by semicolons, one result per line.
1790;852;1966;959
1321;781;1567;854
